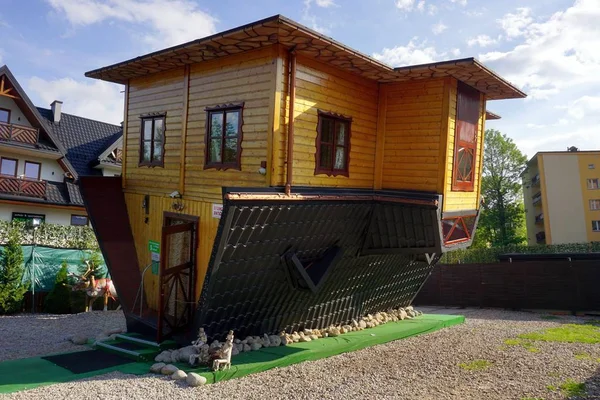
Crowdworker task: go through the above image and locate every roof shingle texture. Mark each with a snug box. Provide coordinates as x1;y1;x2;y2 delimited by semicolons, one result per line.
37;107;122;177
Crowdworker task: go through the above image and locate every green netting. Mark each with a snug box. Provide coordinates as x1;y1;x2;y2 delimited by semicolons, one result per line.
0;246;107;292
0;314;464;394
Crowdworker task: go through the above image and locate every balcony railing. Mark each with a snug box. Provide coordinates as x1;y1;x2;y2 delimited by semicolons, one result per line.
0;121;39;145
536;231;546;243
535;213;544;224
532;192;542;205
531;174;540;186
0;175;46;198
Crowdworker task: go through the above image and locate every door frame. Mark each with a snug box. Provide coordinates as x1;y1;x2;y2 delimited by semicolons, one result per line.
157;212;199;342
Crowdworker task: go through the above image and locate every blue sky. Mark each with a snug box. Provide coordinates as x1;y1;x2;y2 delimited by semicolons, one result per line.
0;0;597;158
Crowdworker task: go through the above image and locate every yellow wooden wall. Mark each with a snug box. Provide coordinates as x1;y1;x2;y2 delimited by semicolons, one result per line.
126;68;185;196
274;53;379;188
184;47;274;202
124;193;220;310
380;78;446;192
442;78;486;212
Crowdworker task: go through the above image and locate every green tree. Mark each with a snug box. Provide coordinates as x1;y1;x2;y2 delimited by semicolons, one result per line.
0;225;27;314
476;129;528;247
44;261;72;314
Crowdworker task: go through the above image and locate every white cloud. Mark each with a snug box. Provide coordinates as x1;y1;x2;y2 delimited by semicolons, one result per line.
480;0;600;100
427;4;438;15
558;95;600;120
303;0;334;34
432;22;448;35
396;0;416;11
373;38;450;66
450;0;467;5
497;7;532;39
451;48;461;57
467;34;498;47
314;0;336;7
28;77;124;124
45;0;217;49
464;9;484;17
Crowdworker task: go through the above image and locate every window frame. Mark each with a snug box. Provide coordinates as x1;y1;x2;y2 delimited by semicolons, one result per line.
592;221;600;232
23;161;41;180
70;214;89;226
138;114;166;167
590;199;600;210
0;108;10;124
204;103;244;171
451;82;481;192
587;178;600;190
314;110;352;177
0;157;18;177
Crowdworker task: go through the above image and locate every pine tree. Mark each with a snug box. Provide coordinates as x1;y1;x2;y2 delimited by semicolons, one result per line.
44;261;72;314
0;226;27;314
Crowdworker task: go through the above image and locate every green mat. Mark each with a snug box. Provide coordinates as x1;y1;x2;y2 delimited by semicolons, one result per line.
0;314;463;394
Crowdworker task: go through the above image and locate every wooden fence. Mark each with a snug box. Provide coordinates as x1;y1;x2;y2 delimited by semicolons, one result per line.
414;255;600;312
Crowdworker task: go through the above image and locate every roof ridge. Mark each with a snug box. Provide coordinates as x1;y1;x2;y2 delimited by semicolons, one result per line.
36;107;121;129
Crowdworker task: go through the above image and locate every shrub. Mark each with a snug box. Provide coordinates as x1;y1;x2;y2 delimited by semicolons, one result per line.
43;261;72;314
0;226;27;314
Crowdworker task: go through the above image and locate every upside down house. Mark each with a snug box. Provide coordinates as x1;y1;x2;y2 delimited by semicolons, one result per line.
81;15;525;343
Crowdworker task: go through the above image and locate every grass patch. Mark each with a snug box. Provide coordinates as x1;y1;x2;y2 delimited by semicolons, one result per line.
547;379;586;397
548;371;561;378
574;352;600;362
540;315;560;320
504;338;540;353
519;323;600;344
458;359;492;371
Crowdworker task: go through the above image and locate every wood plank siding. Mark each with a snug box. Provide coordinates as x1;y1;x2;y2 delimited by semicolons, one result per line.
381;78;446;192
442;78;486;212
275;53;379;188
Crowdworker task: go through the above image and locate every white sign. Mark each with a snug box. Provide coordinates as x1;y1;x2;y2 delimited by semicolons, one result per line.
212;203;223;219
151;252;160;262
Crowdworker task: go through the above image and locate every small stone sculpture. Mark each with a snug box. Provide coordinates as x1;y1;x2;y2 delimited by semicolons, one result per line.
212;330;234;371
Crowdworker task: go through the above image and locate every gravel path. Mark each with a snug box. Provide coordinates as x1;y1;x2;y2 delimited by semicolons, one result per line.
2;308;600;399
0;311;126;362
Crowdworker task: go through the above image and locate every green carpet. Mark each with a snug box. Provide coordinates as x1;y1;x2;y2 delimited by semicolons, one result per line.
0;314;463;394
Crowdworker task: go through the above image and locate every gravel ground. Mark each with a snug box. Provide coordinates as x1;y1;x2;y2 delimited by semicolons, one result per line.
2;308;600;400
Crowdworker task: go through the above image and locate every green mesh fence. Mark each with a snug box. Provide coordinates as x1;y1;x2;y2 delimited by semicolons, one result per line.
0;245;108;293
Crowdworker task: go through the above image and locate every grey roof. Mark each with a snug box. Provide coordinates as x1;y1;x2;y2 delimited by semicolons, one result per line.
37;108;122;177
0;181;84;207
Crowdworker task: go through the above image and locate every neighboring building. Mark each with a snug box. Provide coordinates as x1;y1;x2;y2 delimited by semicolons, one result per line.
522;148;600;245
0;65;122;226
81;15;525;342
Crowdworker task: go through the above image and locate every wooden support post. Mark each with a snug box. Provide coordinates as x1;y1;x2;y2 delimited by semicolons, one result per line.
179;65;191;194
437;77;452;196
121;81;129;189
373;84;387;190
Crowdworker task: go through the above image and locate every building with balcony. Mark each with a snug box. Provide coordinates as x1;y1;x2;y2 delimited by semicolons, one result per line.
0;65;122;226
522;149;600;245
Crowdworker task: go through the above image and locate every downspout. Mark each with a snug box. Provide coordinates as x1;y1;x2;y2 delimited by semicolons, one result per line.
284;48;297;196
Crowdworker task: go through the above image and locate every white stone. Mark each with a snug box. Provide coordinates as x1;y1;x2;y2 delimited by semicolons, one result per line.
186;372;207;387
70;335;88;345
231;346;240;356
178;346;197;362
171;370;187;380
161;364;179;375
150;362;166;373
251;342;262;351
269;335;282;347
243;343;251;352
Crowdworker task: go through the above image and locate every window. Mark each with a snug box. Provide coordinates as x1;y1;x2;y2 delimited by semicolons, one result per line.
205;104;243;170
139;115;165;166
452;82;481;192
24;161;41;180
0;157;17;176
593;221;600;232
70;215;89;226
0;108;9;123
315;111;351;177
590;199;600;210
589;164;595;169
588;179;600;189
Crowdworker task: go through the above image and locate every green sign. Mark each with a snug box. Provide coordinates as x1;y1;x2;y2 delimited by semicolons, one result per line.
148;240;160;253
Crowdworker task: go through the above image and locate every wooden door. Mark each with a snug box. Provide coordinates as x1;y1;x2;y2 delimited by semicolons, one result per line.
157;213;198;342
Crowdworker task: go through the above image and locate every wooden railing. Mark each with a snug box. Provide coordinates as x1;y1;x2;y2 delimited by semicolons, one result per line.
0;175;46;198
0;121;39;145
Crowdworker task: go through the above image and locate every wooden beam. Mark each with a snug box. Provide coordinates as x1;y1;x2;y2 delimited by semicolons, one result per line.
178;65;190;194
122;81;129;189
475;93;486;208
0;198;86;212
268;45;284;187
373;83;387;189
0;76;19;99
437;77;452;195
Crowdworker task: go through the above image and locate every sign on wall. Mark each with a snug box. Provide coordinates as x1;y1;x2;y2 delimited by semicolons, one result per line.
148;240;160;274
212;203;223;219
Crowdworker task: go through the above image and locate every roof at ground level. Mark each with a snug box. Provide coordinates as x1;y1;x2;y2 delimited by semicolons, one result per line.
85;15;526;101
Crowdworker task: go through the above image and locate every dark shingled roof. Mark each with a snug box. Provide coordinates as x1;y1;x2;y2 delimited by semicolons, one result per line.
37;107;122;177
